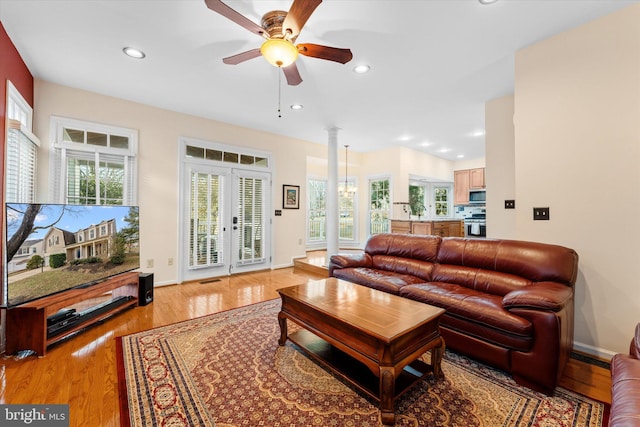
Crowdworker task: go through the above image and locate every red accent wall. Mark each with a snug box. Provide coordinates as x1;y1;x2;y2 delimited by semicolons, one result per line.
1;20;34;200
1;21;33;342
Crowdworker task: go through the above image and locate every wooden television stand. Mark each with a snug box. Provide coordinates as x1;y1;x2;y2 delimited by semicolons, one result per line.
6;271;140;356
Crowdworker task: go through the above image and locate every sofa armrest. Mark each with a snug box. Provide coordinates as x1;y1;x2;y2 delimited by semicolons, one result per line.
329;253;372;269
502;282;573;311
328;253;372;276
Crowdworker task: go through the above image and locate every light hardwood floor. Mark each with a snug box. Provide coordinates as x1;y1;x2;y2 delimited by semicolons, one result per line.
0;265;611;427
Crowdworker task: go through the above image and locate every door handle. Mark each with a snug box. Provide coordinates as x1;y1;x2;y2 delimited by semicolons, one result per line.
233;226;238;230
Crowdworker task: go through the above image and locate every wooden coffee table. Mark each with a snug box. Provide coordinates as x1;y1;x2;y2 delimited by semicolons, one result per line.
277;278;445;425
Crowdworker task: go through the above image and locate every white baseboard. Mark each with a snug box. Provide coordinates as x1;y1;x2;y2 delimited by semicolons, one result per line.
573;340;616;361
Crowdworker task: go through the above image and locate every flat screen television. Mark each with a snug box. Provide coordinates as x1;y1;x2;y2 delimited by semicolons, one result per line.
4;203;140;307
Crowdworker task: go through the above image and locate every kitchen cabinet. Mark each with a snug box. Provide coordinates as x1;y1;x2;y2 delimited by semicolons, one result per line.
390;220;462;237
470;168;485;189
390;220;411;234
454;167;485;205
454;170;470;205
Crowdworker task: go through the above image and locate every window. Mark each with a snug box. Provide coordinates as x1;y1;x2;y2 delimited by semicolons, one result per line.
409;181;453;218
307;177;358;245
50;117;137;205
369;178;390;235
339;179;356;240
433;185;451;217
307;179;327;243
5;81;39;203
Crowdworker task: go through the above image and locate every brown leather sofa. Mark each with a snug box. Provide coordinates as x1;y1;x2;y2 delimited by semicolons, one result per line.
329;233;579;395
610;323;640;426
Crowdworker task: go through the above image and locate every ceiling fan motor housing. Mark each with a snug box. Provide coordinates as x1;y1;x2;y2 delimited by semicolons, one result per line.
261;10;289;39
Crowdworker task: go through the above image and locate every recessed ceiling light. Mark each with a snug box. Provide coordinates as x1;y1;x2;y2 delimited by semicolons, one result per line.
420;141;431;147
479;0;498;4
439;148;450;153
471;129;485;137
457;154;465;158
353;65;371;74
290;104;303;110
123;47;146;59
398;135;412;142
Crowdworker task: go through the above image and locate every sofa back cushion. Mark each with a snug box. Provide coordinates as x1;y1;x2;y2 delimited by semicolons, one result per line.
365;234;441;282
436;238;579;286
432;264;532;296
365;233;442;261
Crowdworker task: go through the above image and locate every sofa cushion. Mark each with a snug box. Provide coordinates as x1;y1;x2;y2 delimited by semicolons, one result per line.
432;264;532;296
332;267;425;295
371;255;434;281
437;238;578;285
400;282;533;351
365;233;441;261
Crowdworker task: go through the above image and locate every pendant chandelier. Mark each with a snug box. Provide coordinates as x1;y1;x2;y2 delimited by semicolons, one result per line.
341;145;356;197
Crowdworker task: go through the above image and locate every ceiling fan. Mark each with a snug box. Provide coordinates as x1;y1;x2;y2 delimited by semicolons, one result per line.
204;0;353;86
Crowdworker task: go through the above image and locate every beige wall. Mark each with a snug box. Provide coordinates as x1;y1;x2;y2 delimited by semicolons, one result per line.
33;80;328;285
512;4;640;356
485;95;516;238
453;158;486;171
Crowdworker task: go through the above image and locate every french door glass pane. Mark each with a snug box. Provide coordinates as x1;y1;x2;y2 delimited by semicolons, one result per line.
189;171;223;268
237;176;264;264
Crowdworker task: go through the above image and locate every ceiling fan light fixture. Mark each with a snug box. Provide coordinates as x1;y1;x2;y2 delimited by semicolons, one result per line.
260;38;298;67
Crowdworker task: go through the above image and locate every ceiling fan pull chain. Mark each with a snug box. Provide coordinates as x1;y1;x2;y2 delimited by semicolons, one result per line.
278;70;282;118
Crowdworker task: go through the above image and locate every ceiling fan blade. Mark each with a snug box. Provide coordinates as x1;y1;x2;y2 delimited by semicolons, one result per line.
283;63;303;86
204;0;265;37
222;48;262;65
297;43;353;64
282;0;322;38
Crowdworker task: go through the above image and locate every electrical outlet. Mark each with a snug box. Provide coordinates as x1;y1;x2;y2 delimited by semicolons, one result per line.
146;259;154;268
533;207;550;220
504;200;515;209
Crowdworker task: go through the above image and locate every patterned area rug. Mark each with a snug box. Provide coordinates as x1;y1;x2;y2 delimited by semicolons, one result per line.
116;299;607;426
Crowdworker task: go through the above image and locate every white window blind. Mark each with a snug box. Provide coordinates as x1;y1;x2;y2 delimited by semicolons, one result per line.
5;120;40;203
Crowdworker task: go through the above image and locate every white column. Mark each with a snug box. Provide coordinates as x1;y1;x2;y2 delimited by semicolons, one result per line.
326;127;340;265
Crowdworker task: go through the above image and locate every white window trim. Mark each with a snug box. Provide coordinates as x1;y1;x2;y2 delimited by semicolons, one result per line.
49;116;138;205
6;80;32;129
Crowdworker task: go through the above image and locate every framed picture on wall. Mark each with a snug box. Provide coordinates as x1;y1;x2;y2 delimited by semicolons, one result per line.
283;185;300;209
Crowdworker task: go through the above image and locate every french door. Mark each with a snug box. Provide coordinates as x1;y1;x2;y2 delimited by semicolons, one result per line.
181;164;270;282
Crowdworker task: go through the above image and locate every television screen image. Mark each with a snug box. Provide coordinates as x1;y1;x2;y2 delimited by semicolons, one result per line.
4;203;140;307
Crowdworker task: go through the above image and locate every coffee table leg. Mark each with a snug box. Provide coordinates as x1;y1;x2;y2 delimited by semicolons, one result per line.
277;312;288;346
432;337;445;379
379;367;396;425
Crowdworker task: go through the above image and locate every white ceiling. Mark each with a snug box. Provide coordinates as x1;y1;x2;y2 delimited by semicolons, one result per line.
1;0;636;160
